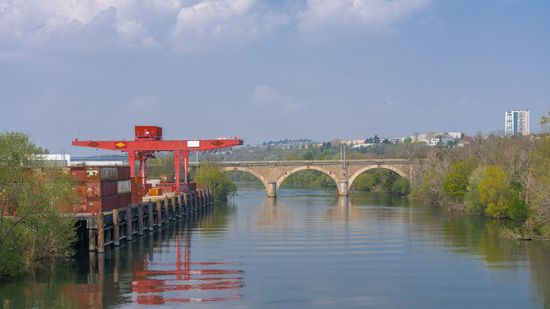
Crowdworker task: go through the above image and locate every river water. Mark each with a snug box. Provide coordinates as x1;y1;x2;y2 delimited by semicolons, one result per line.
1;186;550;308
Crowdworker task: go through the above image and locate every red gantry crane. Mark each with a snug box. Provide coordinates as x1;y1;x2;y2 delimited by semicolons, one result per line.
72;126;243;192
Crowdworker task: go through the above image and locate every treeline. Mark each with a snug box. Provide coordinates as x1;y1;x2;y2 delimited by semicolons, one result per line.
410;112;550;238
0;132;76;280
353;169;410;196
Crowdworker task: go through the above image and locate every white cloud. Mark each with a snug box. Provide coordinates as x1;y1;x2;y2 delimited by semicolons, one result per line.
298;0;432;32
0;0;432;50
174;0;255;35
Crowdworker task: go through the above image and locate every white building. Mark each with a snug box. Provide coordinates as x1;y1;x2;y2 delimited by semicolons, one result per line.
35;154;71;167
505;110;530;136
341;139;366;146
446;132;463;139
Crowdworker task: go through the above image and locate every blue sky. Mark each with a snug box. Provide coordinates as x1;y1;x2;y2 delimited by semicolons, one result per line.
0;0;549;154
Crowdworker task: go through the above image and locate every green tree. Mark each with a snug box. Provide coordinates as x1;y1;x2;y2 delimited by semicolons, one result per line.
540;110;550;131
464;166;485;215
302;152;314;160
506;182;528;221
479;166;509;218
391;178;410;196
442;159;477;202
0;132;76;280
528;134;550;235
195;160;236;201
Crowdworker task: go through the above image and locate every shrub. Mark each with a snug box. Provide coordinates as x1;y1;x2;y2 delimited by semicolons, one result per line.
0;132;76;280
442;159;477;202
479;166;509;218
391;178;410;196
195;160;236;201
465;166;485;215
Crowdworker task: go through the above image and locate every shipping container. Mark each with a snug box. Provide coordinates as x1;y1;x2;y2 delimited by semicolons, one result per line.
117;180;131;194
87;195;118;213
70;195;89;213
70;168;87;182
135;126;162;140
99;167;118;181
118;193;131;208
131;194;143;205
149;187;162;196
101;181;118;196
86;182;101;199
85;181;117;198
75;185;87;198
118;166;131;180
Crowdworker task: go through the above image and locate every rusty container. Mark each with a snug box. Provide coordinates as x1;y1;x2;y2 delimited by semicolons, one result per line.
70;167;87;182
117;180;131;194
99;167;118;181
87;195;118;212
118;193;131;208
101;181;118;196
85;181;117;198
71;195;89;213
86;182;101;199
84;168;101;181
117;166;131;180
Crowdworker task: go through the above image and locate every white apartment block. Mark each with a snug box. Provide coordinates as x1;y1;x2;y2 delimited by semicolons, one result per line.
505;110;530;136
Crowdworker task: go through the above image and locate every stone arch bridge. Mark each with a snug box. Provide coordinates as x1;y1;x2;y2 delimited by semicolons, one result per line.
191;159;412;197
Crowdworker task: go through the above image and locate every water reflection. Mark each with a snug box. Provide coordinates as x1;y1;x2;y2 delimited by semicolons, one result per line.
0;205;242;308
132;231;244;305
2;190;550;308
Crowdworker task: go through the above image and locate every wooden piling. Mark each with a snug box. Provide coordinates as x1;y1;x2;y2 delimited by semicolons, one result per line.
137;204;144;236
176;194;182;217
126;208;133;241
81;187;214;252
171;196;177;219
156;200;162;227
183;193;189;214
97;212;105;253
164;197;170;222
148;202;154;232
88;228;97;252
113;209;120;246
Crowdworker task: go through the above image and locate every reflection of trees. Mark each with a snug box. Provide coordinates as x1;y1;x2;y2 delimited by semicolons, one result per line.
0;207;238;308
527;241;550;308
193;202;235;237
409;204;550;306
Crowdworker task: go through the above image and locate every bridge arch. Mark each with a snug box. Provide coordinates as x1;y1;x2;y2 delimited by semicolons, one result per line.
221;166;270;193
347;165;408;190
276;166;341;192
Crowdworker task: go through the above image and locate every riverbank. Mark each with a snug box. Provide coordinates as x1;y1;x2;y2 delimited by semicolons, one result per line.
409;133;550;239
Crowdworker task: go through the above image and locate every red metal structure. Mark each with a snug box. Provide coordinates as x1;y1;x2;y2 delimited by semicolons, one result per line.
72;126;243;192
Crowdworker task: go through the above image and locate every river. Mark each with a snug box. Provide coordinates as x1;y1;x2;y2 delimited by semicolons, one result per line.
1;185;550;308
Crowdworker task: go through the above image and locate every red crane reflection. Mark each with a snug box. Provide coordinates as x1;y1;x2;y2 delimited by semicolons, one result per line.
132;231;244;305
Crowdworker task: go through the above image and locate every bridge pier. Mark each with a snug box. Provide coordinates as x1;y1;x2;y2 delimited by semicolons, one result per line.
267;182;277;198
337;182;349;196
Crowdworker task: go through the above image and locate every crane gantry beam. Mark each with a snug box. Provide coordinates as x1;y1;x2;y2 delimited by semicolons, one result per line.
72;126;243;192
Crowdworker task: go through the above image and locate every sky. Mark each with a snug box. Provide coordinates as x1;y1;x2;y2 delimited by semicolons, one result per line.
0;0;549;154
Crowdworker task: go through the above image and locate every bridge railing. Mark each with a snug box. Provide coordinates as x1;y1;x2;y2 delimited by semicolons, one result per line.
188;159;411;167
